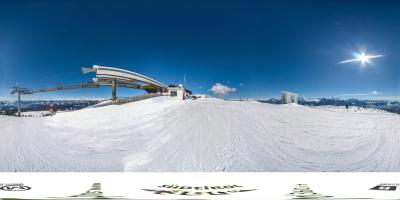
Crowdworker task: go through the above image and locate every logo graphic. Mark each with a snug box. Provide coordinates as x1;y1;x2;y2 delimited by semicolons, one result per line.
370;183;400;191
0;183;128;199
287;184;383;200
286;184;333;199
142;184;257;196
0;183;31;191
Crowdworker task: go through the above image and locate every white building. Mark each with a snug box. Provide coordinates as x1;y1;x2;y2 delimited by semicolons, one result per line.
168;84;191;100
281;91;298;104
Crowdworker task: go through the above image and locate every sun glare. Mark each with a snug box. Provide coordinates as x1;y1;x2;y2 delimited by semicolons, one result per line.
358;53;369;64
339;51;383;66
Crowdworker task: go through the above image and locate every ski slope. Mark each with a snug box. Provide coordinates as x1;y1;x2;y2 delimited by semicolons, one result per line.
1;96;400;172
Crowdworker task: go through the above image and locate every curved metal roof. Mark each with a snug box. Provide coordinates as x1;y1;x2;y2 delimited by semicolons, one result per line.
91;65;168;90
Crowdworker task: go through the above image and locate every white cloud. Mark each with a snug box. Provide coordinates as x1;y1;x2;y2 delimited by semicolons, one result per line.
210;83;236;97
239;83;245;86
340;90;383;96
371;90;382;95
368;96;400;101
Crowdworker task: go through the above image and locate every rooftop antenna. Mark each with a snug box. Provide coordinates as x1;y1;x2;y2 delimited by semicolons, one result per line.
183;74;186;88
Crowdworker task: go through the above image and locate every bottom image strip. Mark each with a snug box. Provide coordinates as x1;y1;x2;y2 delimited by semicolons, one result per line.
0;173;399;200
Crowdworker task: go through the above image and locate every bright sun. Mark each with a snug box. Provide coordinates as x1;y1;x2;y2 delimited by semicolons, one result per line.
358;53;369;64
339;51;383;66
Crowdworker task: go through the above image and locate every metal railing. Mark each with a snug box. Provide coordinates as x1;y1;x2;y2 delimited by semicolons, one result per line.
91;93;162;108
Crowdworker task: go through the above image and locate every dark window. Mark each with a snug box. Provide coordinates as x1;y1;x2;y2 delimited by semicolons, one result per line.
171;91;177;97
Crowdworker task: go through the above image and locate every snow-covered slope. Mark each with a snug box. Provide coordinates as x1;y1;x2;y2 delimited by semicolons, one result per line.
1;96;399;172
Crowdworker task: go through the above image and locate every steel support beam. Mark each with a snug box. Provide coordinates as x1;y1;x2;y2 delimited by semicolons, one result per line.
111;79;117;101
17;92;21;117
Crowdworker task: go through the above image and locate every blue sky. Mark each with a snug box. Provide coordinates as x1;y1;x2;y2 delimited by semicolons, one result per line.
0;0;399;100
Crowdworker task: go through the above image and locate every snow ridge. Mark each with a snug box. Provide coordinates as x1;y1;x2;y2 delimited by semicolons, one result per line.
1;97;399;172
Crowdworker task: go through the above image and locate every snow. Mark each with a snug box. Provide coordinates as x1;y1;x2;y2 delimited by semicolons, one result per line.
1;96;399;172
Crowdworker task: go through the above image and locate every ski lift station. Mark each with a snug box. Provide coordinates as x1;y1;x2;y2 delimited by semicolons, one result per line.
281;91;298;104
11;65;190;116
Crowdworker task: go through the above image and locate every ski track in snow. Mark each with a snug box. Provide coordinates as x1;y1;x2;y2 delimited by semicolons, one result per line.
1;96;399;172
